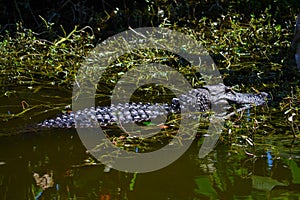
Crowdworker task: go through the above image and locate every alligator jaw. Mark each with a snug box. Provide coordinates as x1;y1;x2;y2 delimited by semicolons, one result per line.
224;90;270;106
222;90;270;119
201;84;269;119
202;83;269;106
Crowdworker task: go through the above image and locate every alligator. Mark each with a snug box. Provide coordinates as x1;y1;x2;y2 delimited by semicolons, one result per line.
38;83;269;129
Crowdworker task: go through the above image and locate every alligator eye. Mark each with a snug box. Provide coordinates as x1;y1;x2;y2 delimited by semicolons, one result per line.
225;87;231;93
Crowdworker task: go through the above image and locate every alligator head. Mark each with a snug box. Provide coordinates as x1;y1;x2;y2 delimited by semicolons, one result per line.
204;83;269;118
173;83;269;118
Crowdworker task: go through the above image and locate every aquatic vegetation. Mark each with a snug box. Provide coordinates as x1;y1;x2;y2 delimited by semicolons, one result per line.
0;1;299;199
0;1;298;143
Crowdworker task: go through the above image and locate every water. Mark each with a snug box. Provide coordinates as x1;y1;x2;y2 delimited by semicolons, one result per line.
0;131;299;199
0;87;299;200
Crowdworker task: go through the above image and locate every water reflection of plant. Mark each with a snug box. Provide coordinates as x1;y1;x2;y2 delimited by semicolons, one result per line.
194;143;300;199
282;86;300;138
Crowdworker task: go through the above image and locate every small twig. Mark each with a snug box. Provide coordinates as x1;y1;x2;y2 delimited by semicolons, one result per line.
128;26;147;39
128;26;167;50
244;149;255;157
54;25;78;46
21;100;30;110
224;104;251;119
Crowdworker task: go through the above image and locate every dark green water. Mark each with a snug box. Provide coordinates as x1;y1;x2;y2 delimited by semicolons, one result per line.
0;87;299;200
0;130;300;199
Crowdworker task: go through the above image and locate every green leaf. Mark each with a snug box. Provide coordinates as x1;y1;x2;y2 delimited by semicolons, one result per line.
289;160;300;184
194;176;218;198
129;173;137;191
142;121;153;125
252;175;287;191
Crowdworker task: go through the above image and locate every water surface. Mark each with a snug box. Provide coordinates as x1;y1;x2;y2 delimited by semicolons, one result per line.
0;86;299;200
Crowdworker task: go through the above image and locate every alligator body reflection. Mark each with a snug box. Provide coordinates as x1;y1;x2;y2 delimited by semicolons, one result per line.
39;84;269;128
